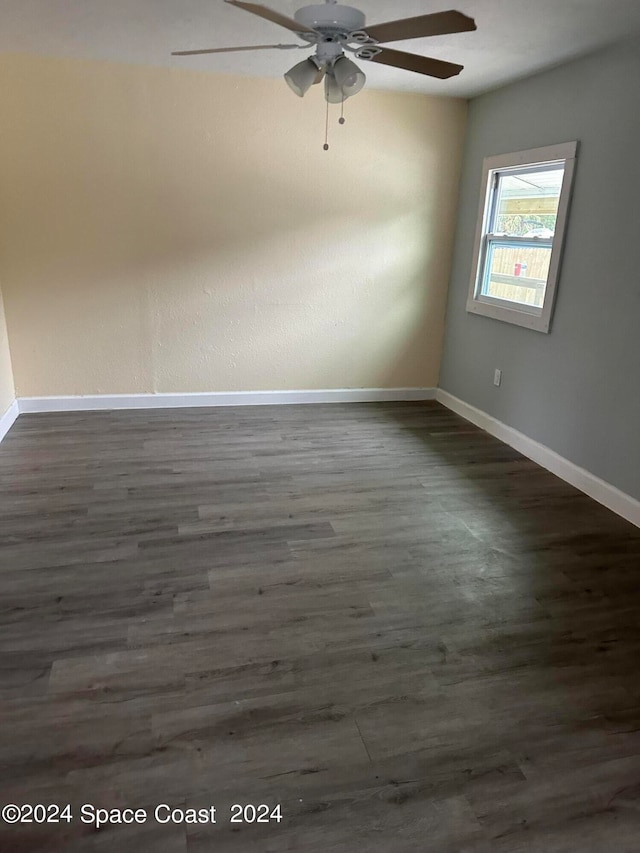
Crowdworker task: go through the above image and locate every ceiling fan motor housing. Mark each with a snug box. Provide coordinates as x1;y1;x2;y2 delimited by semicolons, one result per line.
294;4;366;38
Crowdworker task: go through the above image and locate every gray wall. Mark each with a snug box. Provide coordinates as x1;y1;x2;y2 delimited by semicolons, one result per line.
440;36;640;502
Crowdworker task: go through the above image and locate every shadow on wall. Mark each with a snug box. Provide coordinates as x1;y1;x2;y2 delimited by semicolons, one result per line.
0;57;465;394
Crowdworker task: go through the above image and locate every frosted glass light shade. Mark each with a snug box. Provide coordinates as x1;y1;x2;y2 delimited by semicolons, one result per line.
333;57;366;97
324;73;345;104
284;59;321;97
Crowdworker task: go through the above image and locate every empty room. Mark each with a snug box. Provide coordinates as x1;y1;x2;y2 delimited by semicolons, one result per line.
1;1;640;850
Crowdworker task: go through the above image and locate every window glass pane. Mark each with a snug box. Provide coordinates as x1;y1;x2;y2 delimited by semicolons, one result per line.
481;242;552;309
492;167;564;237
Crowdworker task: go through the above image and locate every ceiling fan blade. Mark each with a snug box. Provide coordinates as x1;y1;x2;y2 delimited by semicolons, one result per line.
172;44;301;55
224;0;315;34
365;47;463;79
364;11;476;44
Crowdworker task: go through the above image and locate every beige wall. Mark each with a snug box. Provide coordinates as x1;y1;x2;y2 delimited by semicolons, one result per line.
0;284;15;414
0;54;466;397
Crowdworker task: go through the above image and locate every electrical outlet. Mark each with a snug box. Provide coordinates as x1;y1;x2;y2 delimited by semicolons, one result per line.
494;369;502;387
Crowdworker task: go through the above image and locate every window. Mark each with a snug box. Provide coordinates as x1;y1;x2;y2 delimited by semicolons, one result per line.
466;142;578;333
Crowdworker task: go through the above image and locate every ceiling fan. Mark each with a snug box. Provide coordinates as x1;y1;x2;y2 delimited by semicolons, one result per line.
172;1;477;105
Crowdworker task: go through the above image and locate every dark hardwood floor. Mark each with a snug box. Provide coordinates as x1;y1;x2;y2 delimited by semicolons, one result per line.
1;401;640;852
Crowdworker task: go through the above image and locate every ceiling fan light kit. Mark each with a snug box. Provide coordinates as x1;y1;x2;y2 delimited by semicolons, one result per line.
173;0;477;148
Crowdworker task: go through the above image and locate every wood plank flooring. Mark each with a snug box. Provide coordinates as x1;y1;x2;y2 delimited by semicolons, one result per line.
1;401;640;851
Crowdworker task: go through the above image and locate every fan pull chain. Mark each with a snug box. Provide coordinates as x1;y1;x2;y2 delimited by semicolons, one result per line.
323;98;330;151
339;96;346;125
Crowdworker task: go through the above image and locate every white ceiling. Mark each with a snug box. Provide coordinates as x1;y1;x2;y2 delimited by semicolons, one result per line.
2;0;640;97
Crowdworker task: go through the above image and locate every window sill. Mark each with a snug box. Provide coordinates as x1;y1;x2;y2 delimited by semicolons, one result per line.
466;298;551;333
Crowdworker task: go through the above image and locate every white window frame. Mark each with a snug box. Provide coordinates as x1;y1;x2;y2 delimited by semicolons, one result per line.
466;141;578;334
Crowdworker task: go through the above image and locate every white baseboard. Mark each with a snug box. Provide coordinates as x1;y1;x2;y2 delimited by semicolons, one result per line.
18;387;437;414
0;399;19;444
436;389;640;529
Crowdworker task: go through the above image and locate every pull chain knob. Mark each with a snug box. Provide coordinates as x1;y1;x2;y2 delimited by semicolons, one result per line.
323;97;330;151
